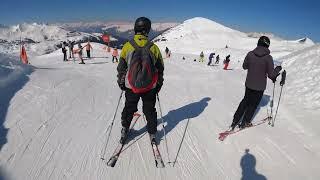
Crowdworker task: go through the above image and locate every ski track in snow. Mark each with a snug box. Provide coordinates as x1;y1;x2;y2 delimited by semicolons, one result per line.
0;43;319;180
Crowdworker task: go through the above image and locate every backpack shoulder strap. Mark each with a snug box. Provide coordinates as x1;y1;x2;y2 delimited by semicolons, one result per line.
129;39;140;50
145;41;154;49
129;39;153;50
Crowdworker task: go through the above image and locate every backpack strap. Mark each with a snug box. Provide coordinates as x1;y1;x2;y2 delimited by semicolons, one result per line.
129;39;153;50
129;39;139;49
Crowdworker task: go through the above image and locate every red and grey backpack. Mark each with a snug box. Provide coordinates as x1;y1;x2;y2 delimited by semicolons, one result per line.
126;40;158;93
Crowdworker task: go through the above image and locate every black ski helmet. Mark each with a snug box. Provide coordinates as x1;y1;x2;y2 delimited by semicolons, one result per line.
134;17;151;35
257;36;270;48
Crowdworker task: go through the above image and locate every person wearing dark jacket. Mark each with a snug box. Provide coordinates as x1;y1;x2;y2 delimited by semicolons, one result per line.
223;55;231;70
62;41;67;61
230;36;282;129
215;55;220;64
165;47;170;58
207;52;215;66
117;17;164;144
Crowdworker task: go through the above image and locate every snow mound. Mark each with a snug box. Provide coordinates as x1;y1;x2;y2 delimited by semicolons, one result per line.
154;17;315;57
281;44;320;109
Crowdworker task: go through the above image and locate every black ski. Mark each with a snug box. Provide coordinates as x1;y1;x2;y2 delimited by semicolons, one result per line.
150;135;165;168
105;113;141;167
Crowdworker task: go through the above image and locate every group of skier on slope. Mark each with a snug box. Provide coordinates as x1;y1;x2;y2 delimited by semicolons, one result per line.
177;50;230;70
61;39;120;64
113;17;282;146
61;40;93;64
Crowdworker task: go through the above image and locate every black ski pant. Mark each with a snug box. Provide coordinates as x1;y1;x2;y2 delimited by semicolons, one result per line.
86;50;91;58
232;87;264;126
63;52;67;61
112;56;118;63
207;59;212;65
121;89;157;134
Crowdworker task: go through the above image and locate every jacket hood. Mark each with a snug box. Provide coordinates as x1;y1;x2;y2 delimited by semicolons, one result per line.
253;46;270;57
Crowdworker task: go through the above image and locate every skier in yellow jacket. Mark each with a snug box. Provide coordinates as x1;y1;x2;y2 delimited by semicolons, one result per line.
117;17;164;144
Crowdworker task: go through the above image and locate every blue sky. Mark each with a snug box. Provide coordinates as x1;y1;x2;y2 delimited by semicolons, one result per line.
1;0;319;42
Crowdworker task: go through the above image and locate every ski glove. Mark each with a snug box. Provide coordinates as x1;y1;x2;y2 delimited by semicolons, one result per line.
275;66;282;73
272;66;282;83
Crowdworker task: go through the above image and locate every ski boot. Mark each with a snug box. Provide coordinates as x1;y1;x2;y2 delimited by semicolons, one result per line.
119;127;129;144
239;122;253;129
230;121;238;131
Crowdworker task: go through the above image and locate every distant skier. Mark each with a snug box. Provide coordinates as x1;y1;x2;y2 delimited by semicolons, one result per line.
223;55;231;70
62;41;68;61
117;17;164;144
230;36;282;129
165;47;170;58
68;40;74;59
215;55;220;64
207;52;215;66
199;51;204;62
85;40;93;58
77;43;85;64
112;47;119;63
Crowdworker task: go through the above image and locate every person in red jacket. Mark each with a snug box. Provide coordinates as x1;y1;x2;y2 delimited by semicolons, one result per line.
223;55;230;70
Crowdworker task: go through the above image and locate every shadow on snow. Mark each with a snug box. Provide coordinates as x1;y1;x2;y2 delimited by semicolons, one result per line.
240;149;267;180
127;97;211;142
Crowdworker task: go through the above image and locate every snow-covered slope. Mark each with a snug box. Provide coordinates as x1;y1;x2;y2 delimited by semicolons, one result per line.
154;17;314;58
281;44;320;109
0;40;320;180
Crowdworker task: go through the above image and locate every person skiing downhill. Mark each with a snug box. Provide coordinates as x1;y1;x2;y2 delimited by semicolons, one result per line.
85;40;93;58
223;55;231;70
208;52;215;65
165;47;170;58
62;41;67;61
68;40;74;59
215;55;220;64
112;47;119;63
230;36;282;130
117;17;164;144
77;43;85;64
199;51;204;62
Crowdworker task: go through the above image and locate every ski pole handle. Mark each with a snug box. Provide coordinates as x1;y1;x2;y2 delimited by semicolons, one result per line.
280;70;286;86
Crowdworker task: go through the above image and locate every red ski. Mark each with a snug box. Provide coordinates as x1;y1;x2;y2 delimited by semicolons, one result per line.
218;117;270;141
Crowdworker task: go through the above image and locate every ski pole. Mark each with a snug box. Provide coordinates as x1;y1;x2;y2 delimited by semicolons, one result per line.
268;82;276;125
101;90;124;160
272;70;286;126
172;118;190;167
157;94;171;165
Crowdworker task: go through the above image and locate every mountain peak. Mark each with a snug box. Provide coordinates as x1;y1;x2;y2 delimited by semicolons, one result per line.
182;17;235;32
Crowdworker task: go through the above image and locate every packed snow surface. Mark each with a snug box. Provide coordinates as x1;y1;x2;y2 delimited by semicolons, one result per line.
0;17;319;180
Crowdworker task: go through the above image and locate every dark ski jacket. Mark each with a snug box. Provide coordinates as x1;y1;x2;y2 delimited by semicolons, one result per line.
209;53;215;60
243;46;280;91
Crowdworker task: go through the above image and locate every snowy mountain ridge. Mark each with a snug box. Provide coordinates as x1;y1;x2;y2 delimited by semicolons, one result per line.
0;23;103;56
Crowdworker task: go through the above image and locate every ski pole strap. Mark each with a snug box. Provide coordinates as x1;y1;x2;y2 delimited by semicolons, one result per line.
280;70;286;86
